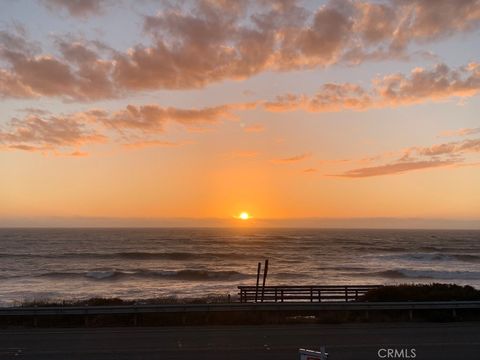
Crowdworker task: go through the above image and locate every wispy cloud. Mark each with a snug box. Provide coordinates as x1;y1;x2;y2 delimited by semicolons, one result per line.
273;153;311;164
41;0;107;18
121;140;182;149
333;136;480;177
0;103;238;154
439;127;480;137
336;159;457;178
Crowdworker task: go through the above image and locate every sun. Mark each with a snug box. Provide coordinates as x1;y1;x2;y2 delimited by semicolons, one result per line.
239;212;250;220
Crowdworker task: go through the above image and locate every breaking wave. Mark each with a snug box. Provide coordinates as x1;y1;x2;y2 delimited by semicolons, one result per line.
367;269;480;280
36;269;253;282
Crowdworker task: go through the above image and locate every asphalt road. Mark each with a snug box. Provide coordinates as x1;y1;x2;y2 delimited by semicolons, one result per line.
1;322;479;360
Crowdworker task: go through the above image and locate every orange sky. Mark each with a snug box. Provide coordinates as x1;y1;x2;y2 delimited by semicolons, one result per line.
1;0;480;228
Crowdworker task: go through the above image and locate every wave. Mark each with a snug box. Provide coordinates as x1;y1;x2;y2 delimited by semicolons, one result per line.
36;269;253;282
366;269;480;280
0;251;250;261
380;253;480;263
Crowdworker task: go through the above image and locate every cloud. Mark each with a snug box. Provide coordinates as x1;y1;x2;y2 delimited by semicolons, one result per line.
0;31;115;101
273;152;311;163
121;140;182;149
336;159;457;177
407;138;480;157
2;1;480;99
42;0;107;18
102;104;234;133
264;63;480;112
0;103;239;154
439;127;480;137
334;136;480;177
0;113;106;152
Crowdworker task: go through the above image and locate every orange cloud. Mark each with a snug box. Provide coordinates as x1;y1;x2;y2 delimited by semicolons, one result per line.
121;140;182;149
336;159;457;178
334;136;480;177
273;152;311;164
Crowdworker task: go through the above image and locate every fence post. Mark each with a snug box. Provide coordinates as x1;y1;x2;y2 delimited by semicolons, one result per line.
255;262;261;303
261;259;269;303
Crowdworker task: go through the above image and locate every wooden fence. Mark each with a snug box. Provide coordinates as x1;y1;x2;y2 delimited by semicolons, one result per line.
238;285;383;303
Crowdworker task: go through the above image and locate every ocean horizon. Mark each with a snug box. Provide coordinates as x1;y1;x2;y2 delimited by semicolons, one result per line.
1;228;479;306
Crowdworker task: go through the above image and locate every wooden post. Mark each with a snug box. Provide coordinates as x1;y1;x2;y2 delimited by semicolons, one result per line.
255;262;261;303
261;259;269;303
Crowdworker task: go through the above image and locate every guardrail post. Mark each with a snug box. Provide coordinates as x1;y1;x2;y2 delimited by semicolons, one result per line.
409;310;413;321
452;308;457;319
345;286;348;302
310;287;313;302
318;290;321;303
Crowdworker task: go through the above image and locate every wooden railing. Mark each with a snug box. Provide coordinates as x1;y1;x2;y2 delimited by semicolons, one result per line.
238;285;383;303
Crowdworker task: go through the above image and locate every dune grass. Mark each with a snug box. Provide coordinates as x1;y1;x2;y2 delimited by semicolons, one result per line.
362;283;480;302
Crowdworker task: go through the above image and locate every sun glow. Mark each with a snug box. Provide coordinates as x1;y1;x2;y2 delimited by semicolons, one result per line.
239;212;250;220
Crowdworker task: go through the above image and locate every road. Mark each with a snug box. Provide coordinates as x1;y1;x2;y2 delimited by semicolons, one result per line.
1;322;479;359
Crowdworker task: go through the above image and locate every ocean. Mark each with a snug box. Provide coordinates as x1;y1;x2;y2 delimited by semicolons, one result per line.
0;228;479;306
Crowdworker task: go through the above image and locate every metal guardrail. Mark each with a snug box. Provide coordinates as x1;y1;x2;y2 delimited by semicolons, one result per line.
238;285;383;303
1;301;479;316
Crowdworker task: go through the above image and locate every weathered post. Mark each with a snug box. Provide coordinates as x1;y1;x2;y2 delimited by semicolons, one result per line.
261;259;269;302
255;262;261;303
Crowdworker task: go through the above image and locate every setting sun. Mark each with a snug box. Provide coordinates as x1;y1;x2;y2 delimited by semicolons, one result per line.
239;212;250;220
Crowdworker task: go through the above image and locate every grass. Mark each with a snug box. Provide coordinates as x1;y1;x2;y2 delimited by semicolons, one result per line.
362;283;480;302
19;294;233;307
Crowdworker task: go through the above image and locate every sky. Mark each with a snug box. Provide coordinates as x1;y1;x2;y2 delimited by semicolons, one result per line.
0;0;480;228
